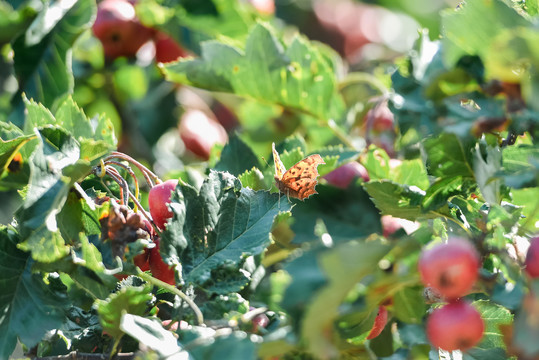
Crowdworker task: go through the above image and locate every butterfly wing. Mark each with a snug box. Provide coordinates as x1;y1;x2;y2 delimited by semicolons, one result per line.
279;154;325;200
272;142;287;180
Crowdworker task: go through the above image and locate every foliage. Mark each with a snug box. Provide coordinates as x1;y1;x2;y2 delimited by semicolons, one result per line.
0;0;538;359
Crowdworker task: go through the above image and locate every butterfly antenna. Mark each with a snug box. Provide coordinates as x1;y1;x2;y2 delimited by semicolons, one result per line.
261;156;270;167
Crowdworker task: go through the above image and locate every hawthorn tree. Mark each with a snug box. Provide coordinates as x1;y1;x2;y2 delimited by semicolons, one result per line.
0;0;538;359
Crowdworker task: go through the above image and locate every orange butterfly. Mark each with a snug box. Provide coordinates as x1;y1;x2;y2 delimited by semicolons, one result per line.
272;142;325;200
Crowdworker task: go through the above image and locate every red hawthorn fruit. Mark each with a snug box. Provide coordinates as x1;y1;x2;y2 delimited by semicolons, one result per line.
525;236;539;278
323;162;369;189
154;32;189;63
366;306;388;340
179;109;228;160
426;300;484;352
149;237;176;285
148;179;178;230
92;0;153;59
248;0;275;15
252;313;270;333
365;102;395;133
418;238;480;300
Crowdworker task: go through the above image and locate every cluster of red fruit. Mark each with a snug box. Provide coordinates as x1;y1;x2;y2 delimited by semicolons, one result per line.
113;179;178;285
418;238;484;352
92;0;188;62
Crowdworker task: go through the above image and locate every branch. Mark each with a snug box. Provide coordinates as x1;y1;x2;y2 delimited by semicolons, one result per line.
32;352;135;360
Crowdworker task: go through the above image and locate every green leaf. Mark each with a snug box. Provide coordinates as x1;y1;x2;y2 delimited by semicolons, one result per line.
95;285;153;339
15;128;81;262
423;133;475;178
0;1;38;45
422;176;467;211
183;327;258;360
499;144;539;188
214;135;261;176
161;171;291;293
301;240;390;359
54;96;117;148
474;144;502;204
473;300;512;350
361;146;391;181
511;187;539;233
120;314;183;358
11;0;96;112
391;159;430;190
393;287;426;324
238;167;266;191
364;180;443;221
161;22;344;121
0;226;68;359
290;184;382;244
512;284;539;358
281;248;327;320
0;133;34;178
441;0;530;66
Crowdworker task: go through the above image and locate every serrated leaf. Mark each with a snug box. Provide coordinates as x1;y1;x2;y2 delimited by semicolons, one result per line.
95;285;153;339
11;0;96;113
364;180;444;221
473;300;512;350
238;167;266;191
0;226;68;359
301;240;390;359
214;135;261;176
422;176;467;211
16;128;80;262
392;159;430;190
161;171;291;294
55;96;116;147
161;22;344;121
423;133;475;178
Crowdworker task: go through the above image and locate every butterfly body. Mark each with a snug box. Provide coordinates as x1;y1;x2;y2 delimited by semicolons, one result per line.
272;143;325;200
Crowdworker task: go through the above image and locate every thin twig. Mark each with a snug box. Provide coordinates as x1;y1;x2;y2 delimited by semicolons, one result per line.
136;270;204;326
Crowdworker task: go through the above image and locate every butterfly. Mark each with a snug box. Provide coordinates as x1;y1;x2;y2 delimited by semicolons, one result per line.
272;142;325;200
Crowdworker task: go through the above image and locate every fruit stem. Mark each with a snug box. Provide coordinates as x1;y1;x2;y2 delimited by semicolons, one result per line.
137;270;204;326
105;160;141;212
104;166;130;205
105;151;161;187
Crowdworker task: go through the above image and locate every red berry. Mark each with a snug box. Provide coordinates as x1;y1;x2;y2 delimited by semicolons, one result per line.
525;236;539;278
323;162;369;189
366;306;388;340
418;238;480;300
252;313;270;333
92;0;153;59
248;0;275;14
148;179;178;230
149;237;176;285
154;32;189;63
426;300;484;352
365;102;395;133
179;109;228;160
